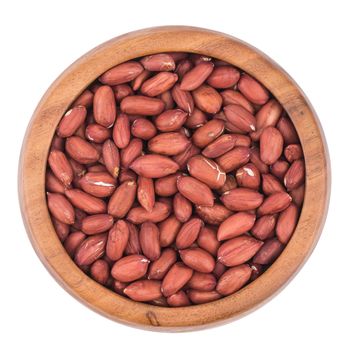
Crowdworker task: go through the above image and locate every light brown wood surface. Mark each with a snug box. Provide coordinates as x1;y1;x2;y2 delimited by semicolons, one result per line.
18;26;330;331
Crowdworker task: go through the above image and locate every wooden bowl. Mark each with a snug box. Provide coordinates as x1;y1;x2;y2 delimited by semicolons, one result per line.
18;26;330;331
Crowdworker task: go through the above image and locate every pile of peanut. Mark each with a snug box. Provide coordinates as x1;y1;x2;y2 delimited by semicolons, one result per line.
46;52;305;306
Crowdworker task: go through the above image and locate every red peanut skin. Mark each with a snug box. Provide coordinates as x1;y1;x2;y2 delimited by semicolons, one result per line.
111;254;150;282
167;291;191;306
47;193;75;225
148;248;177;280
179;248;215;273
93;85;116;127
253;238;284;265
75;233;107;266
64;231;86;257
216;264;252;296
139;222;161;261
137;176;155;212
176;218;204;249
125;222;142;255
108;180;137;218
49;53;305;307
90;259;110;285
106;220;129;261
113;113;130;149
197;226;220;256
173;193;192;223
159;215;181;247
161;263;193;297
127;202;171;224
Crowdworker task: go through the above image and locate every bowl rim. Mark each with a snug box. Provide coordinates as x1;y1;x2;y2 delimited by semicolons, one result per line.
18;25;331;331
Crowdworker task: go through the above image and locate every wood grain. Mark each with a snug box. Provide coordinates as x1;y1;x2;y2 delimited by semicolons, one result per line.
18;26;330;331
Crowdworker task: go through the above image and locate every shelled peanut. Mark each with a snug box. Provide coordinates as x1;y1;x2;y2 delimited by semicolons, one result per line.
46;52;305;306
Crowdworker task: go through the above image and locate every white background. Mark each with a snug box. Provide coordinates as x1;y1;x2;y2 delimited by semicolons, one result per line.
1;0;349;348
